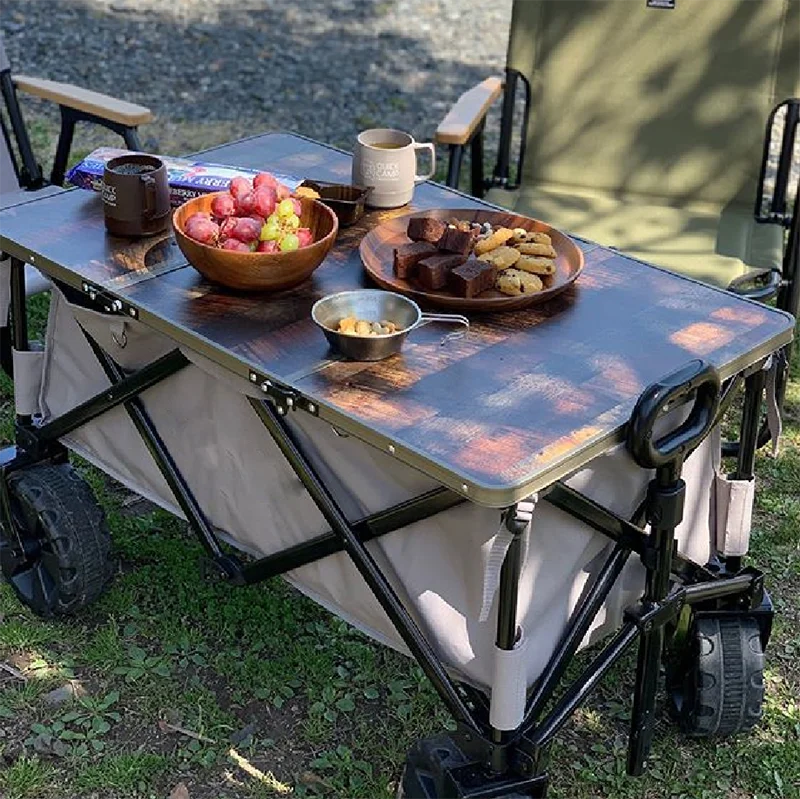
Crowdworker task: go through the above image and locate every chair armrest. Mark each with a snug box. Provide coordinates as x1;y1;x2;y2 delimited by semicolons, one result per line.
435;77;503;146
13;75;153;127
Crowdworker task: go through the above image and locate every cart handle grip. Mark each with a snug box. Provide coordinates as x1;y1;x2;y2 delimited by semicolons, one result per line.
627;359;720;470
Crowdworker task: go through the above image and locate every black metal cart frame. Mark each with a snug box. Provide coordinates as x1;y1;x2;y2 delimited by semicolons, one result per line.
0;257;777;797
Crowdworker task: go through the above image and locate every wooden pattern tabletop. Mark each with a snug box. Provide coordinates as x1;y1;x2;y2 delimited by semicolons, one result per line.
0;133;794;506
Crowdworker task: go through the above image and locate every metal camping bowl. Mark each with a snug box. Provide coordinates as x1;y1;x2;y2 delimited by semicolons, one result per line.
311;290;469;361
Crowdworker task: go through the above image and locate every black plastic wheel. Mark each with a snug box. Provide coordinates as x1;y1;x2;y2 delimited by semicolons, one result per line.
0;463;112;617
668;615;765;737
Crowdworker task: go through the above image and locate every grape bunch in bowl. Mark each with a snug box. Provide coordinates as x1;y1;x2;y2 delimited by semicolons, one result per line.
173;172;338;292
182;172;313;253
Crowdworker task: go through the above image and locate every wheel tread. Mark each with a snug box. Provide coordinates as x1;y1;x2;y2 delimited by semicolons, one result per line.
685;616;764;737
4;464;112;616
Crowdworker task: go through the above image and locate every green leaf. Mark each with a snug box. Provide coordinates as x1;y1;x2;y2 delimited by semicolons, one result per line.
335;697;355;713
128;645;147;662
90;738;105;751
92;717;111;734
60;710;82;723
323;709;337;723
152;663;171;678
31;722;51;735
363;687;379;700
103;691;120;706
0;706;15;719
273;695;284;709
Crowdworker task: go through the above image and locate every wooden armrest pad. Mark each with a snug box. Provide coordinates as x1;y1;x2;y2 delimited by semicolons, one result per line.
435;76;504;146
13;75;153;127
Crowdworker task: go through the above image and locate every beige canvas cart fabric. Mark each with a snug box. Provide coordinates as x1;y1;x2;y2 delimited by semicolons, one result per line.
490;0;799;287
36;288;719;690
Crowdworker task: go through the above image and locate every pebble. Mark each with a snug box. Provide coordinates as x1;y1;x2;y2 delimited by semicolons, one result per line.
43;680;86;706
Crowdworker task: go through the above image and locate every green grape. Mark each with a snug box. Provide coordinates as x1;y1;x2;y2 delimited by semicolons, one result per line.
284;213;300;230
277;199;295;219
279;233;300;252
261;220;281;241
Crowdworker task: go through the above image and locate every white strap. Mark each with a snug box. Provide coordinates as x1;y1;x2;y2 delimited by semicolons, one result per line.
478;496;536;623
12;348;45;416
489;627;529;731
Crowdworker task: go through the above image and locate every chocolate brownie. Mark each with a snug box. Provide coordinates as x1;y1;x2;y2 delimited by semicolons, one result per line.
437;226;478;257
393;241;437;279
416;253;466;291
407;216;447;243
449;259;496;298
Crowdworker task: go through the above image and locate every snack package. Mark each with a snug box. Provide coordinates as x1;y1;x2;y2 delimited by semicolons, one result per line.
66;147;301;208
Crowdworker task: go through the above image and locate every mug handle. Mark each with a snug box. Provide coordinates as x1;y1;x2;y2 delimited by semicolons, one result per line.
413;142;436;183
142;175;157;219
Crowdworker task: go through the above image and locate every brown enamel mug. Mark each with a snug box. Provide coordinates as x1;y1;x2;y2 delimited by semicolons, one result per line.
102;154;170;237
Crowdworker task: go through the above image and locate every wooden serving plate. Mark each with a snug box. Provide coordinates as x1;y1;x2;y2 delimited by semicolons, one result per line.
360;208;584;311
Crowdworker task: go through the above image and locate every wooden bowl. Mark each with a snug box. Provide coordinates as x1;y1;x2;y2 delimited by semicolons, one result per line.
173;193;338;291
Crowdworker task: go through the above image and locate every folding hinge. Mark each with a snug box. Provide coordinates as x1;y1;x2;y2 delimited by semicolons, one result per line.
81;281;139;319
625;587;686;632
248;370;319;417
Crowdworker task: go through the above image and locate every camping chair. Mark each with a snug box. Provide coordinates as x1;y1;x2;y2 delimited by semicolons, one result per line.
0;32;152;375
437;0;800;384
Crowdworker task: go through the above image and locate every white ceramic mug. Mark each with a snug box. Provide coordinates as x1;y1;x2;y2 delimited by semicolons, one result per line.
352;128;436;209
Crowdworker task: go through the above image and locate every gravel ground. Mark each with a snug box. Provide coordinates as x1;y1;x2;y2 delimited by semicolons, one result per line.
1;0;513;161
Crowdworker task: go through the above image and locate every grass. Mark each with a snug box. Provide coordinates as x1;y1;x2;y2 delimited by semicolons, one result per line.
1;125;799;797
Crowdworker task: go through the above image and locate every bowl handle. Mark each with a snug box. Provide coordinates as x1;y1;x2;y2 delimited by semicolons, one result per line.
414;313;470;344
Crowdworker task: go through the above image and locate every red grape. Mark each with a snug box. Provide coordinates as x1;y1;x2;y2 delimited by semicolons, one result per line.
221;239;250;252
185;211;212;227
296;227;313;248
291;198;302;216
229;176;252;200
236;191;256;216
185;217;219;245
275;183;292;201
218;217;238;240
230;217;262;243
253;172;278;191
252;187;277;218
210;193;237;219
256;240;279;254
